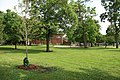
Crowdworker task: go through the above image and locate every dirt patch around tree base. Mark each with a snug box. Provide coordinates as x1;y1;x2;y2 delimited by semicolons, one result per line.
17;64;56;73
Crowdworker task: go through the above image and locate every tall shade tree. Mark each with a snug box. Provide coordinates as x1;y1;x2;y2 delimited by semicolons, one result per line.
106;24;115;46
71;0;86;47
30;0;77;52
86;19;100;47
3;9;22;49
73;0;98;48
82;7;97;48
100;0;120;48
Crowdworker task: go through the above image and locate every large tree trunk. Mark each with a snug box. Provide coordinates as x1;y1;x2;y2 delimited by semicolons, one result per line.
90;43;93;47
69;41;72;48
105;42;107;48
83;32;88;48
15;43;17;49
46;29;50;52
115;32;119;48
115;23;119;48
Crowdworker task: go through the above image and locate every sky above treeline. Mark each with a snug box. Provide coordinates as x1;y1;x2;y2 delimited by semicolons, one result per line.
0;0;110;35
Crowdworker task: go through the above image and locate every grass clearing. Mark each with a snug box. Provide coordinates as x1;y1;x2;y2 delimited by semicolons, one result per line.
0;45;120;80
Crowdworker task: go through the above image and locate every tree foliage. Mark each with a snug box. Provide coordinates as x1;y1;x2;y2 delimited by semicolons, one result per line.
3;9;22;49
72;0;100;48
30;0;78;51
100;0;120;48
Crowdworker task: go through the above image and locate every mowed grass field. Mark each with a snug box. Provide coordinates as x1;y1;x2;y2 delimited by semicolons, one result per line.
0;45;120;80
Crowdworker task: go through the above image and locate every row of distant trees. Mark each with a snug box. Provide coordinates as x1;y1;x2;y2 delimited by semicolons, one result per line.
0;0;120;51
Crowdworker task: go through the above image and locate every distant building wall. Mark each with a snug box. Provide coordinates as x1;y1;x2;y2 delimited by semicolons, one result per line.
50;34;63;45
31;34;65;45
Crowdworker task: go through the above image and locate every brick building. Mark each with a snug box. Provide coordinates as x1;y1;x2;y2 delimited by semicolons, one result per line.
31;34;66;45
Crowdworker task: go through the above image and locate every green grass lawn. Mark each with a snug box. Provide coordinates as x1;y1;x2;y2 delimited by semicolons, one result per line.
0;45;120;80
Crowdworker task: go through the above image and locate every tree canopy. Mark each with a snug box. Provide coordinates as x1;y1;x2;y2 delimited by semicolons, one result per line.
100;0;120;48
3;9;22;49
29;0;78;51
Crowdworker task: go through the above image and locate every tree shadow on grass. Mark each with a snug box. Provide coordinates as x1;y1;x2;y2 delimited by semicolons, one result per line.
0;47;47;54
0;65;120;80
108;49;120;53
78;68;120;80
55;47;115;51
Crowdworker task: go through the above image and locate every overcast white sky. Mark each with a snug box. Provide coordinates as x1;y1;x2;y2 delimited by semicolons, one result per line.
0;0;110;35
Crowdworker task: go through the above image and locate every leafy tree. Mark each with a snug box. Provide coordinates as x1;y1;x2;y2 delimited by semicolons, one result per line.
106;24;115;36
3;9;22;49
30;0;77;52
106;24;115;46
87;19;100;47
106;36;115;46
100;0;120;48
72;0;86;47
96;33;104;46
82;7;98;48
73;0;98;48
